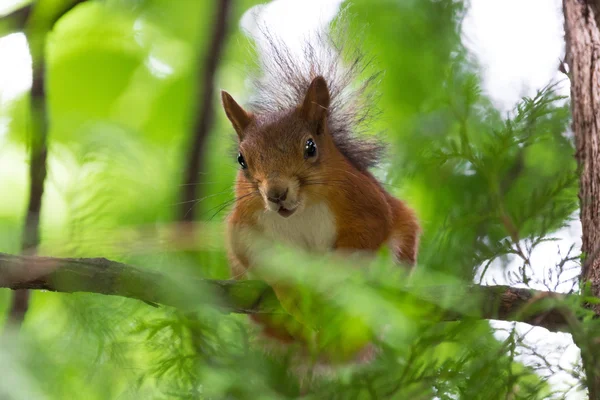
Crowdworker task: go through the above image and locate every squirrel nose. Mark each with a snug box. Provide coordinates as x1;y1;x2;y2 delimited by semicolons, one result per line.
266;187;288;203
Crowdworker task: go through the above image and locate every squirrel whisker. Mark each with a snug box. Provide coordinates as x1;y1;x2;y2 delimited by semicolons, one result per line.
173;190;234;206
206;191;260;221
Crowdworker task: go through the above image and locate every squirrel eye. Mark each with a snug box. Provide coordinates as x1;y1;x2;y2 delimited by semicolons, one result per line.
237;152;247;169
304;138;317;159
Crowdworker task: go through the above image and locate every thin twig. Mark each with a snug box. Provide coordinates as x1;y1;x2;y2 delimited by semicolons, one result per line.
180;0;233;222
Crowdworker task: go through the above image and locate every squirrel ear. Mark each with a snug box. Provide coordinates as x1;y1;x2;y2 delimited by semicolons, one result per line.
221;90;252;138
300;76;330;125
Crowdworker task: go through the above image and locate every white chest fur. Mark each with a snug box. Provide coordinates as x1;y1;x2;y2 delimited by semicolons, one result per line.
257;202;337;252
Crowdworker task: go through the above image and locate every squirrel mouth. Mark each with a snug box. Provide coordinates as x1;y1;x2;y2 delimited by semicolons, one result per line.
277;206;297;218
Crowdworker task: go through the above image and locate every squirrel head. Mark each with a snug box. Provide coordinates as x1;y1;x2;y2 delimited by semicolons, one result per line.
221;76;336;218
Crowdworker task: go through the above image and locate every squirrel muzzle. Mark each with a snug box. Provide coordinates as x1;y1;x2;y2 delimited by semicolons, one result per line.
261;179;301;218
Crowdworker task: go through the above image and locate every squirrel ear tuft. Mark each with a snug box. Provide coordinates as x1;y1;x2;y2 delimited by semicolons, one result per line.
221;90;252;139
300;76;330;125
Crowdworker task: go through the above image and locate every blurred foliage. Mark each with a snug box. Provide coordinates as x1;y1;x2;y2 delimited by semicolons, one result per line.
0;0;582;399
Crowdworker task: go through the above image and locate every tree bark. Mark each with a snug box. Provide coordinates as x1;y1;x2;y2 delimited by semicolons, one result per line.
563;0;600;396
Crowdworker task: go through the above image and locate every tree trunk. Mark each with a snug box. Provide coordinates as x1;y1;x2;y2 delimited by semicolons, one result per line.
563;0;600;396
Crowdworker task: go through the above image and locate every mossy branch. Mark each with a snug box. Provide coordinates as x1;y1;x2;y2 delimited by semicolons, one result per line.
0;252;582;334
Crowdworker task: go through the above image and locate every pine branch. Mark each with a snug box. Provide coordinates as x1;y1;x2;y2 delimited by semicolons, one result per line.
0;252;583;333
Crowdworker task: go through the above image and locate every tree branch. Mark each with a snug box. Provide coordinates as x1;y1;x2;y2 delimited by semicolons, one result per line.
0;252;585;334
0;4;32;34
180;0;233;222
0;252;281;315
1;1;86;35
7;0;89;327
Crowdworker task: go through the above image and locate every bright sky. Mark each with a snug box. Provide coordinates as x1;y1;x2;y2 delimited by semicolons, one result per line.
462;1;582;398
0;0;585;398
463;0;569;111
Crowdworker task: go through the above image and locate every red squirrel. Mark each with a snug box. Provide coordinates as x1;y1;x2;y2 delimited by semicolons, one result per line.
219;28;421;359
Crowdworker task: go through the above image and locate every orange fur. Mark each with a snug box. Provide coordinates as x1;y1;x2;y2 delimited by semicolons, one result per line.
222;77;421;360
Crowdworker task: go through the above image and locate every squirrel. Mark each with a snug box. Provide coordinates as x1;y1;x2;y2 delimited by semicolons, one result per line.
219;24;421;364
